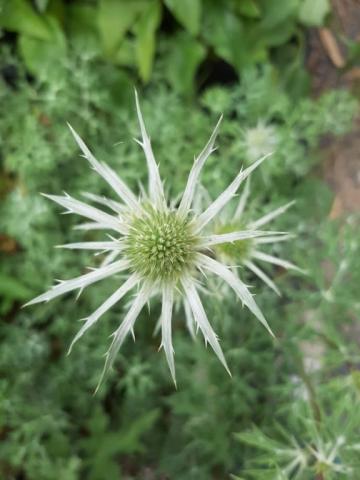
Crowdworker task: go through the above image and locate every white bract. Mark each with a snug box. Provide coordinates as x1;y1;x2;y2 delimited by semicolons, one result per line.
26;92;290;390
213;178;303;297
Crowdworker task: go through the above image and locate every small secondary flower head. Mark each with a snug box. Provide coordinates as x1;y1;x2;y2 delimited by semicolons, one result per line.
244;120;278;162
213;178;303;297
25;91;291;390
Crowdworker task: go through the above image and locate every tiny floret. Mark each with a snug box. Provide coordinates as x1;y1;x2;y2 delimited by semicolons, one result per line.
26;91;299;389
124;206;198;282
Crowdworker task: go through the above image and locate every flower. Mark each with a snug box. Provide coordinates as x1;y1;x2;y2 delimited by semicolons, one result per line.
26;92;288;389
213;178;303;297
243;120;278;162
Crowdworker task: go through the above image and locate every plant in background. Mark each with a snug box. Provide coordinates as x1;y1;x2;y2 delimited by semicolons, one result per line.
242;121;278;163
0;0;332;94
234;377;360;479
201;69;358;184
213;179;302;296
25;92;297;389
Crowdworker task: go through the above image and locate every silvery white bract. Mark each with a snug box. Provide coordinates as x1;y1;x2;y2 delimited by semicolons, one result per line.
212;178;304;297
26;92;291;390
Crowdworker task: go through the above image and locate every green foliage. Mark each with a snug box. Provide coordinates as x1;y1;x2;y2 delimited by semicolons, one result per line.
0;0;52;39
0;274;34;314
164;0;202;35
0;0;332;92
299;0;330;26
97;0;144;57
81;406;160;479
134;0;161;82
0;27;359;480
235;376;360;478
18;16;67;77
161;32;206;95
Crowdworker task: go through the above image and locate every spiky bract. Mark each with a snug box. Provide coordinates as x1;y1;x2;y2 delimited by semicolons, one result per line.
215;222;254;262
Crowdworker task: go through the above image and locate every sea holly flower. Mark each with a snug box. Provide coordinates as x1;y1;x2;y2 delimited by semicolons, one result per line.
26;92;288;389
213;179;303;297
243;120;278;163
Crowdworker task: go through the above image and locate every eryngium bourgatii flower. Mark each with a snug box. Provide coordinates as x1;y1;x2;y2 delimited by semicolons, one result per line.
243;121;278;162
213;178;303;297
26;92;288;389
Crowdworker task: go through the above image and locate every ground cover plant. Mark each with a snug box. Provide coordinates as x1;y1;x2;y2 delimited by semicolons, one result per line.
0;1;360;479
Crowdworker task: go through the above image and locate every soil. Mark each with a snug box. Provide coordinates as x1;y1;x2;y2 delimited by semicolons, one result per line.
306;0;360;217
324;117;360;217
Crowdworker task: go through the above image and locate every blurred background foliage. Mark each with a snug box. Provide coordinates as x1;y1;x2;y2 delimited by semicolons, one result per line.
0;0;333;92
0;0;360;479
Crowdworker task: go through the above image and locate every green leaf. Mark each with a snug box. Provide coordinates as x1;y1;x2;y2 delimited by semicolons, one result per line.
164;32;206;94
0;274;33;301
114;38;136;67
34;0;49;12
234;0;261;18
46;0;65;23
66;4;99;52
104;70;133;109
203;6;243;65
116;409;160;453
98;0;145;56
280;58;310;99
0;0;52;39
256;19;297;47
134;0;161;83
299;0;330;26
18;16;67;77
81;407;160;479
164;0;202;35
258;0;300;28
203;5;266;71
